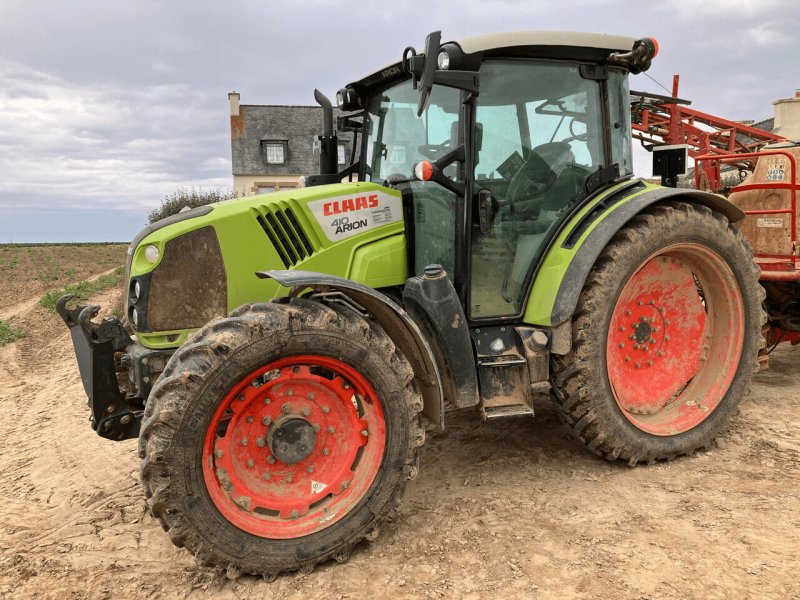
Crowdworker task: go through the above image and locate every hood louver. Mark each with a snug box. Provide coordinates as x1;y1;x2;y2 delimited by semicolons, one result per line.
255;205;316;268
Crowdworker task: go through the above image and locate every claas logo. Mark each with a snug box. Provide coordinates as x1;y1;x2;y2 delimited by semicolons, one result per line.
323;194;379;216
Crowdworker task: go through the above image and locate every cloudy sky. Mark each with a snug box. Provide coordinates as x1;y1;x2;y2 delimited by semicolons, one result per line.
0;0;797;242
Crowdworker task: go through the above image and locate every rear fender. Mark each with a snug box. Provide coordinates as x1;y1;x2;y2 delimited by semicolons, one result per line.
257;270;445;430
525;183;744;352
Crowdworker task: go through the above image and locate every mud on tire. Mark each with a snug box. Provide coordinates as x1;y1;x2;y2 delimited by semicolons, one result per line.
550;201;765;465
138;298;425;578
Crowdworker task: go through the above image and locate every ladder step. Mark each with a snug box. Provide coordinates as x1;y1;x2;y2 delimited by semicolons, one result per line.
483;404;535;419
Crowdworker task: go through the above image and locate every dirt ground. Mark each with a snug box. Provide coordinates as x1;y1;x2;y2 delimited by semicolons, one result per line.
0;258;798;599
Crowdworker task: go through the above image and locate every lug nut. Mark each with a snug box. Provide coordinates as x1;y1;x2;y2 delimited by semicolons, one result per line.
237;394;245;401
343;383;350;390
246;416;254;423
653;327;659;333
624;356;631;362
291;509;299;518
647;360;653;366
664;336;670;342
665;320;671;326
285;475;293;483
262;472;271;480
658;351;665;356
341;481;349;489
361;429;369;437
256;437;265;447
241;438;248;446
630;334;636;340
322;448;330;456
262;416;271;426
263;397;271;405
635;362;640;369
625;310;632;316
302;407;311;417
633;343;640;350
215;449;223;458
649;338;656;344
267;455;276;464
307;392;316;400
640;316;647;322
322;406;330;414
281;403;290;414
619;343;625;348
313;424;321;433
637;300;643;306
642;345;648;352
307;465;314;473
246;459;255;467
328;426;335;433
619;326;625;331
286;389;294;396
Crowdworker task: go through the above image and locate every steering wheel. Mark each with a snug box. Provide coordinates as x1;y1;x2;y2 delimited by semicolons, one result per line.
561;118;588;144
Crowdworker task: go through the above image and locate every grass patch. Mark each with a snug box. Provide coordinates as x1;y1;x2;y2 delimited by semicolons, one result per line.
0;320;25;346
40;266;125;312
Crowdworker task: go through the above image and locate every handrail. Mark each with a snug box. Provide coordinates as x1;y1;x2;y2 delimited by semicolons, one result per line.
694;149;798;252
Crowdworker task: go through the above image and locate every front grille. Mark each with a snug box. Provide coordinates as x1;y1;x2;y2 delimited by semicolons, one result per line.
146;226;228;331
255;204;316;268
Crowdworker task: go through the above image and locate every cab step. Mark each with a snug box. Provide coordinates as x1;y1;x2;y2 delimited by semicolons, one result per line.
483;404;535;419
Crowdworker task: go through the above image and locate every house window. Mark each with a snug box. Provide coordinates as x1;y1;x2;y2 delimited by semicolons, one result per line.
262;140;287;164
338;143;347;165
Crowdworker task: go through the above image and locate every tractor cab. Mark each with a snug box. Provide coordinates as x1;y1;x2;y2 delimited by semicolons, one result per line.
333;32;651;320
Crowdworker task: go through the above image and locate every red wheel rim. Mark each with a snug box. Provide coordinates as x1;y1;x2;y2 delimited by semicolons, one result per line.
606;243;745;435
202;355;386;539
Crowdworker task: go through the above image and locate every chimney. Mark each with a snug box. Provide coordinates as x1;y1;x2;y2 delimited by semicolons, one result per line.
228;91;240;117
773;89;800;141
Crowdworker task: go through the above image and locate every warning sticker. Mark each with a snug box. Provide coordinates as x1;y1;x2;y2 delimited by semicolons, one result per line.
766;162;786;181
311;480;328;494
757;217;784;228
307;190;402;242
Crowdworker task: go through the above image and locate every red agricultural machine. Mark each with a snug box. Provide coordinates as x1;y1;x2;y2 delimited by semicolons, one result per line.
631;78;800;364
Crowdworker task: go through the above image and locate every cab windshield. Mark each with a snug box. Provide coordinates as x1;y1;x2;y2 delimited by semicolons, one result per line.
364;80;463;276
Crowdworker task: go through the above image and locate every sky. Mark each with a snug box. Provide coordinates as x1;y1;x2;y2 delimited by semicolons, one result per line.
0;0;798;242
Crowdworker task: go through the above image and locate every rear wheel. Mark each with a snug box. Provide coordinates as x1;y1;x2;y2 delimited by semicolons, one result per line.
551;202;764;464
139;299;424;577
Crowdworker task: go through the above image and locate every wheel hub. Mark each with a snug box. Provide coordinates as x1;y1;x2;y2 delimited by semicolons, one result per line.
268;417;316;465
605;246;744;436
202;355;386;539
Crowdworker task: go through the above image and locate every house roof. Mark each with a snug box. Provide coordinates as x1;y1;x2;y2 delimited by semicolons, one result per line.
230;104;352;177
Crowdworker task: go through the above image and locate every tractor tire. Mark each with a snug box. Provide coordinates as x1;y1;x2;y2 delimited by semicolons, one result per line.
550;201;765;465
138;298;424;578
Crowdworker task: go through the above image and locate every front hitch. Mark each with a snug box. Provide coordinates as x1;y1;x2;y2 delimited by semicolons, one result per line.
57;295;143;440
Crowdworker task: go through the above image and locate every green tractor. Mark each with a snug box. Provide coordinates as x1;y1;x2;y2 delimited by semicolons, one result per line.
58;31;763;577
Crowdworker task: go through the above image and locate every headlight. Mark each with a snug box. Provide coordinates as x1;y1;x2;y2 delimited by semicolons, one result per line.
144;244;160;264
336;90;344;108
134;280;141;300
131;308;139;327
437;50;450;70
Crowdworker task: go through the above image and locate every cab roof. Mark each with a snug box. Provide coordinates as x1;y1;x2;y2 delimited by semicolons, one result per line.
349;31;637;92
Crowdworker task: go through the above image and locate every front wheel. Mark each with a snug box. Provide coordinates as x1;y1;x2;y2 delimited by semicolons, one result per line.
138;299;424;578
551;202;764;464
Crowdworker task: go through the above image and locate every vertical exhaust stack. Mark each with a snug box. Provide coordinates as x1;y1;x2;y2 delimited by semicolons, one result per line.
314;89;338;176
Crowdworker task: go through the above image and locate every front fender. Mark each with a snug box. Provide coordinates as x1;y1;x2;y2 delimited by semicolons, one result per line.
256;270;445;430
524;182;744;340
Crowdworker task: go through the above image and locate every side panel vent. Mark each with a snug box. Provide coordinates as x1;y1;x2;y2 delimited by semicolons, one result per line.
255;205;317;268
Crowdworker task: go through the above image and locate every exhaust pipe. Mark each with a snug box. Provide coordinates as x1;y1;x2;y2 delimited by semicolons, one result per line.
314;89;337;176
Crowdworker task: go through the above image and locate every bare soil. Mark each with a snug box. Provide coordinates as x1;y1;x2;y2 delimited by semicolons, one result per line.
0;259;798;599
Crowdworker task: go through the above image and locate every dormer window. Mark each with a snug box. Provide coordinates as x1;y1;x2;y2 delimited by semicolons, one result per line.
261;140;287;164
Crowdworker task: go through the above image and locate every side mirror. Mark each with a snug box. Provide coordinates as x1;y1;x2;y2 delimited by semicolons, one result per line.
416;31;441;117
478;189;495;234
